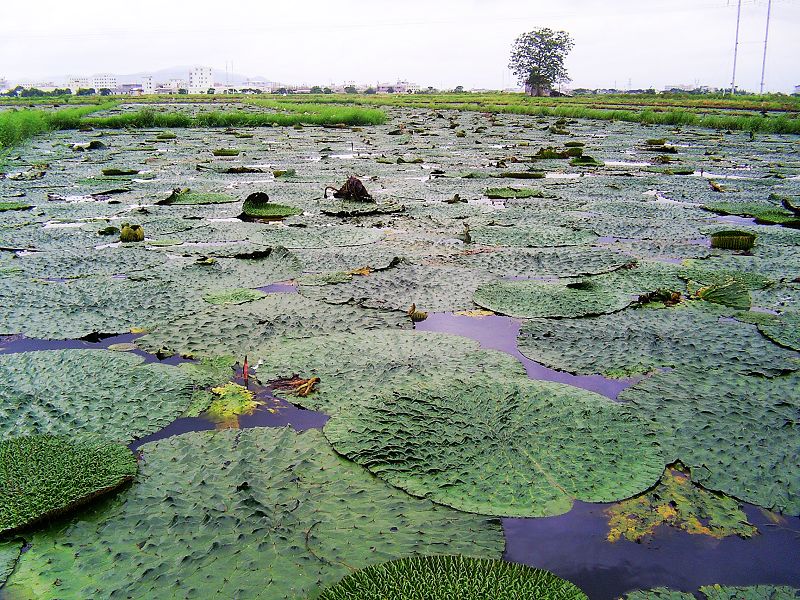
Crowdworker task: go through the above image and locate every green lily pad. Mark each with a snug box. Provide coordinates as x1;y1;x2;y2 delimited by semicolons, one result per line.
704;201;800;227
471;225;597;248
256;225;384;248
485;187;546;200
517;303;798;377
322;201;404;217
135;294;408;360
0;202;33;212
159;189;237;205
0;350;194;443
324;377;663;517
453;247;634;278
241;192;303;219
302;263;497;313
625;586;800;600
473;279;632;318
3;428;503;599
700;585;800;600
736;311;800;351
1;541;23;586
620;368;800;514
318;555;588;600
202;288;267;305
256;330;527;415
0;434;137;535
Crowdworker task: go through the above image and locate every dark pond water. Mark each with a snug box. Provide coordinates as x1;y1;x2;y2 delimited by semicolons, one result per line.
416;312;639;400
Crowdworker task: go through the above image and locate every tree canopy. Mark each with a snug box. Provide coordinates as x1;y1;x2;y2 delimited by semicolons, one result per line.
509;28;574;96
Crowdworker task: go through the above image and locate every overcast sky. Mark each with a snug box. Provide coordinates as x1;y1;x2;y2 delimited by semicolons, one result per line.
1;0;798;92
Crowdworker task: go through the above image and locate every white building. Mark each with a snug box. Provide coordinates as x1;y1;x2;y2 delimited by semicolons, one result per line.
189;67;213;94
141;75;154;95
66;77;91;93
91;74;117;91
167;78;187;92
794;84;800;95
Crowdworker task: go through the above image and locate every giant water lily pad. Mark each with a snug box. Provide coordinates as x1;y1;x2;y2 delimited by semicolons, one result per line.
471;224;596;248
620;368;800;514
256;225;384;248
0;434;137;535
324;377;663;517
625;586;800;600
606;468;757;543
3;427;504;599
0;276;197;339
256;330;527;415
1;541;23;586
453;247;634;278
302;263;497;313
736;311;800;351
518;303;798;378
473;279;632;318
0;350;194;442
136;294;408;359
317;555;588;600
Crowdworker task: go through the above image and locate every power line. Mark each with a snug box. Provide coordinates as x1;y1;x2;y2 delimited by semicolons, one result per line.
729;0;742;95
759;0;772;93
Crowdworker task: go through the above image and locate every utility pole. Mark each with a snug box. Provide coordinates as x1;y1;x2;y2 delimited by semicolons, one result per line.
729;0;742;95
759;0;772;94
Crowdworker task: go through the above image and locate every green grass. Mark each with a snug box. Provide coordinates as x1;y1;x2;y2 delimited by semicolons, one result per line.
0;102;117;155
79;103;386;129
262;92;800;134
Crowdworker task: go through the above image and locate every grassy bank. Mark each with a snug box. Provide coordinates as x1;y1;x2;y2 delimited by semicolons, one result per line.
266;93;800;134
80;102;386;129
0;102;117;154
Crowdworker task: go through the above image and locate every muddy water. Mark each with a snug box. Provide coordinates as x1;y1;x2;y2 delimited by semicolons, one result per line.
416;311;800;599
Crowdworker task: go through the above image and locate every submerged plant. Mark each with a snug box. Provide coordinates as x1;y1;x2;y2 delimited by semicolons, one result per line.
606;467;758;543
206;383;259;424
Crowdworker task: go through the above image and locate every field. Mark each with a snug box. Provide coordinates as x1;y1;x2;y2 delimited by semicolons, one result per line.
0;95;798;599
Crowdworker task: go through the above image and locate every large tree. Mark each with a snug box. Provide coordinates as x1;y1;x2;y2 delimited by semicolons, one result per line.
509;28;574;96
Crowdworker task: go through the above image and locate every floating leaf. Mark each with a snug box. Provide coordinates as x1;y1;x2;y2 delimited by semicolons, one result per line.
0;350;194;443
0;434;137;535
202;288;267;305
324;377;663;517
318;555;587;600
620;368;800;514
518;303;797;377
473;279;632;318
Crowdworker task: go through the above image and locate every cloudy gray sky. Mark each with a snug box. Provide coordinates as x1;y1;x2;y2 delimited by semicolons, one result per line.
1;0;798;92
